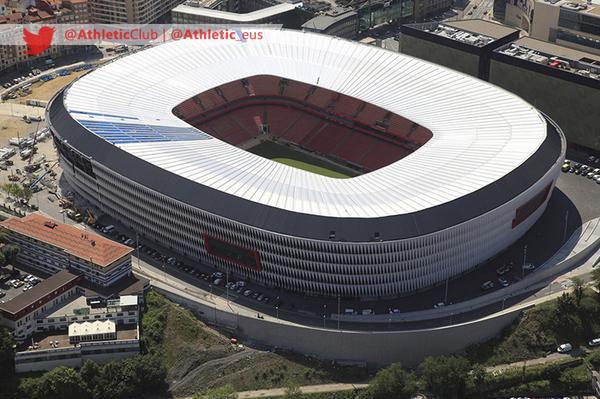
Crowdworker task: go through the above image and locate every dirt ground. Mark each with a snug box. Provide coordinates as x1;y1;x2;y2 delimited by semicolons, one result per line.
7;70;88;104
0;117;38;143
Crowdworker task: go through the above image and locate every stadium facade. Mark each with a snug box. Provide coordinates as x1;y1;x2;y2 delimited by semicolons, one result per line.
47;30;565;299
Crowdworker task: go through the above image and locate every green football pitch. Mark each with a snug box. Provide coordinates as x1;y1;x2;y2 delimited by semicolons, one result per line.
247;141;358;179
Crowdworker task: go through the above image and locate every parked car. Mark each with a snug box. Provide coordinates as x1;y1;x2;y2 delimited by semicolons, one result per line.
557;343;572;353
588;338;600;347
212;272;224;279
433;302;445;309
481;280;495;291
213;278;224;286
243;289;252;297
522;263;536;271
498;277;510;287
496;264;512;275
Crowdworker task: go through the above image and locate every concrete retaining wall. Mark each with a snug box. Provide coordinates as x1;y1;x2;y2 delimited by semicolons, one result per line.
155;287;521;367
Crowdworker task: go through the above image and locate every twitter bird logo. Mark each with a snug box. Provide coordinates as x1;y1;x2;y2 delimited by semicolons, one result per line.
23;26;55;56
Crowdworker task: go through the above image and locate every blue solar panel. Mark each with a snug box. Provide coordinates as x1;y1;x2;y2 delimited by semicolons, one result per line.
70;110;139;120
78;121;212;144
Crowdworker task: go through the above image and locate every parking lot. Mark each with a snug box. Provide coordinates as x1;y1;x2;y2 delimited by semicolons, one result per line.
0;266;46;304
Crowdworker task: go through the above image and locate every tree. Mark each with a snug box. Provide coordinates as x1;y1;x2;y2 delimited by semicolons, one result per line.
419;356;471;399
553;292;582;339
79;360;102;399
20;366;91;399
284;380;302;399
20;186;32;202
572;277;584;308
193;384;238;399
2;244;19;265
368;363;418;399
471;363;488;386
592;267;600;296
1;183;19;198
0;325;14;373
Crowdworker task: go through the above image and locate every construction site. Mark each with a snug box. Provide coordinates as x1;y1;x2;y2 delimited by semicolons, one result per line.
0;67;97;227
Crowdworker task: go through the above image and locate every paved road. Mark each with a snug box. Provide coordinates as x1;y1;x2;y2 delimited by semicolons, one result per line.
180;383;369;399
455;0;494;20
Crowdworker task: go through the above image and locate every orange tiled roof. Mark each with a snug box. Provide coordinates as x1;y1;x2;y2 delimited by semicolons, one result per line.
1;214;132;268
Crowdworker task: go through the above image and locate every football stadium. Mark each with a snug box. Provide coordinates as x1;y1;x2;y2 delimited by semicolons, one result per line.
47;29;565;299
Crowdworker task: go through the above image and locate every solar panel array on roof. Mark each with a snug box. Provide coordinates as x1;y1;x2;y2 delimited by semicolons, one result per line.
78;121;212;144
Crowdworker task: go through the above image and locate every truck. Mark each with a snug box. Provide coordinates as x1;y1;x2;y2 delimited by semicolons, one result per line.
26;99;48;107
20;149;32;159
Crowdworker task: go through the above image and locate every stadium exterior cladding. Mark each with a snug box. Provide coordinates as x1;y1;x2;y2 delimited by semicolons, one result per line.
49;89;564;299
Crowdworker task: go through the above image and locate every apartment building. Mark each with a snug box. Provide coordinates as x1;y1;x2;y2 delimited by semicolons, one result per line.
1;214;133;287
498;0;600;56
0;0;89;72
89;0;185;23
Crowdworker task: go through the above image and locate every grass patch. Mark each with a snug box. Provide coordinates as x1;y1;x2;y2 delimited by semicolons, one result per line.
141;290;229;369
142;290;369;397
466;288;600;366
248;141;357;178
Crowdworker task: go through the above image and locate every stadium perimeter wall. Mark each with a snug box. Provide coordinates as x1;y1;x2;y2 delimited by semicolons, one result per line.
150;221;600;367
154;285;521;367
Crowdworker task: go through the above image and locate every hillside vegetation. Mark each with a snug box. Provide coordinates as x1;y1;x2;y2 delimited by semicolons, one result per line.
142;291;369;397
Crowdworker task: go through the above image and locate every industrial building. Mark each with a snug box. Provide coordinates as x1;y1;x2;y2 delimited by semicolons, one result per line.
400;19;520;79
400;19;600;150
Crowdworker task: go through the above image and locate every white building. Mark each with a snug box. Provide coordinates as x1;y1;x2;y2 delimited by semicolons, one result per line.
15;320;139;373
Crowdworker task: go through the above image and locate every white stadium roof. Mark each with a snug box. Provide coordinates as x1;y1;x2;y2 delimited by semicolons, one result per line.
64;29;548;219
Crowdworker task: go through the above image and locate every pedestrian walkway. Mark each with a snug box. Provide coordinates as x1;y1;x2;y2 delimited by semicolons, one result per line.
180;383;369;399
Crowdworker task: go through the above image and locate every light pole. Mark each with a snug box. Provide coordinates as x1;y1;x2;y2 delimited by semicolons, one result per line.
135;230;141;271
337;295;341;330
276;305;279;320
563;210;569;242
323;304;327;329
444;276;449;305
522;244;527;279
226;268;229;303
